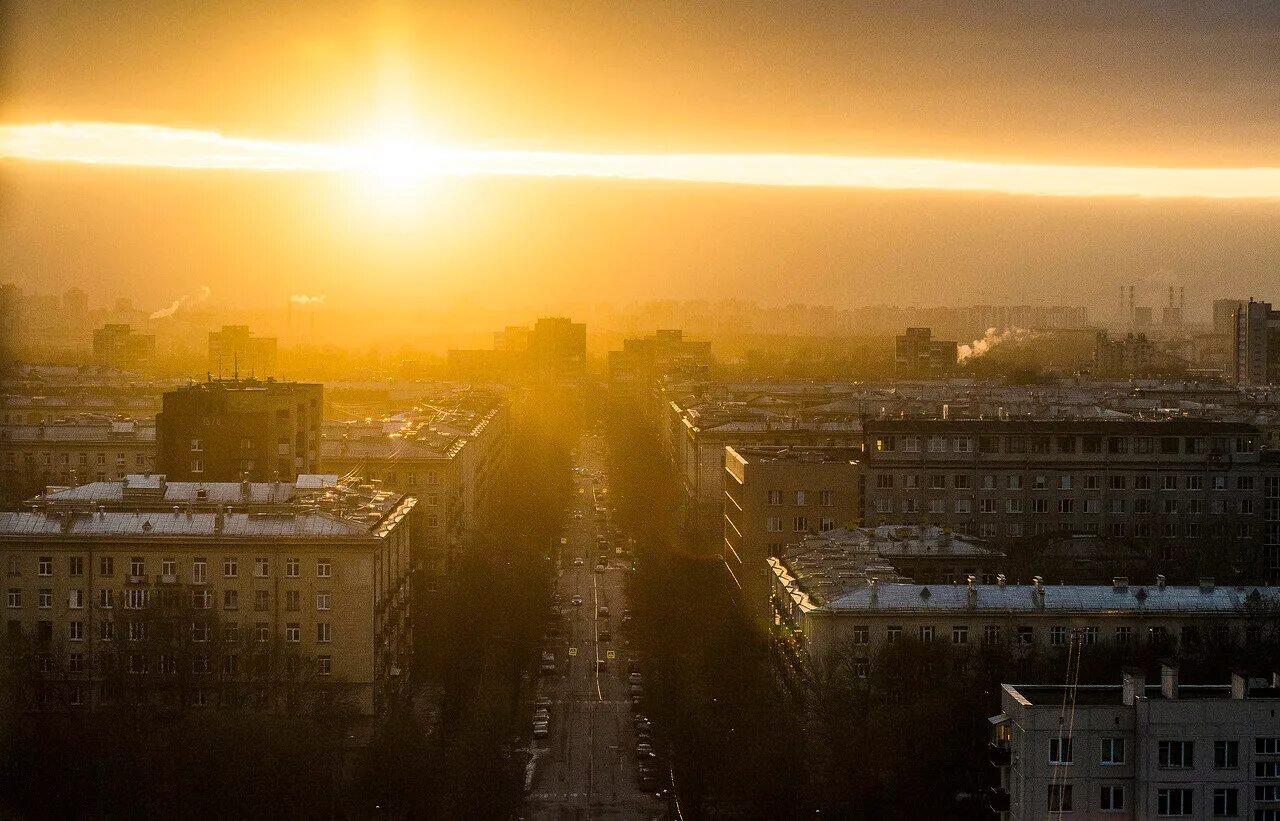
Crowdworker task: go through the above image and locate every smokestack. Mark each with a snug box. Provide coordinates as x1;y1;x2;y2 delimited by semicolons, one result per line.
1122;668;1146;705
1161;663;1180;699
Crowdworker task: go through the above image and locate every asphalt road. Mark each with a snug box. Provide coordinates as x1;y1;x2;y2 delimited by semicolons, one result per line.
522;433;667;821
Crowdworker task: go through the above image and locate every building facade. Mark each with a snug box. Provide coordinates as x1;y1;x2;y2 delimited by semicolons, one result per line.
0;476;415;716
157;379;322;482
862;418;1279;579
722;445;861;628
1234;300;1280;386
91;324;156;372
991;667;1280;820
208;325;278;379
0;419;156;503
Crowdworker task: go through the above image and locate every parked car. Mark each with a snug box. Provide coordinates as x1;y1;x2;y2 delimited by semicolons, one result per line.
573;557;584;566
636;742;653;756
597;606;609;617
629;672;643;685
571;595;583;606
536;696;553;708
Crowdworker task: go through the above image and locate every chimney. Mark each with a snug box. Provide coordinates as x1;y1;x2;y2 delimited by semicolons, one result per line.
1156;574;1167;590
1122;668;1146;705
1161;662;1180;699
997;573;1007;589
1231;671;1249;700
1113;576;1129;592
868;576;878;607
1032;576;1045;609
967;574;978;608
1199;577;1215;593
214;512;225;533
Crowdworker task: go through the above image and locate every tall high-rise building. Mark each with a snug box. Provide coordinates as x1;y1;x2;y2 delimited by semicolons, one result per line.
91;324;156;371
157;379;322;481
207;325;278;379
1232;299;1280;385
895;327;958;377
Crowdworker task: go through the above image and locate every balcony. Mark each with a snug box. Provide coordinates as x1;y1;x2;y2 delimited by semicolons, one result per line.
988;741;1011;767
984;787;1010;813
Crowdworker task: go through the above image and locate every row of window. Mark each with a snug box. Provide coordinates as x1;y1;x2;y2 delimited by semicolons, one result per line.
1044;738;1280;768
1047;784;1244;816
765;489;836;507
874;496;1253;516
8;555;333;579
876;472;1254;491
869;519;1253;542
852;624;1192;647
2;452;149;467
765;516;840;533
874;433;1254;456
16;618;334;644
7;588;332;612
30;652;334;678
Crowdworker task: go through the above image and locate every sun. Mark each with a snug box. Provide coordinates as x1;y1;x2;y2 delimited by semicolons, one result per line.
355;134;446;188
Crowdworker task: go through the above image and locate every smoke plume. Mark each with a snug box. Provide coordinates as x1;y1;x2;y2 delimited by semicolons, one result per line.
957;327;1034;363
149;285;210;320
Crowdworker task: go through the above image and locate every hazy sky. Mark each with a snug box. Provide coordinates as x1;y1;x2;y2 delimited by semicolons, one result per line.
2;1;1279;321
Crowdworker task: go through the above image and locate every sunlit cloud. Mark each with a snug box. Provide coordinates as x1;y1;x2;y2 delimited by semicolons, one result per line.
5;121;1280;200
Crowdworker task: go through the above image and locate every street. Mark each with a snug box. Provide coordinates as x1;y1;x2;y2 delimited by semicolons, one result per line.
522;432;668;821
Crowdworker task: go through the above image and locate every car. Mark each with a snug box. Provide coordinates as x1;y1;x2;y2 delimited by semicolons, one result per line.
636;742;653;756
594;564;605;573
573;557;584;566
573;512;583;519
629;672;643;684
534;708;550;720
536;696;553;708
571;596;583;606
533;725;549;739
597;606;609;618
629;683;643;694
599;630;611;642
540;663;556;675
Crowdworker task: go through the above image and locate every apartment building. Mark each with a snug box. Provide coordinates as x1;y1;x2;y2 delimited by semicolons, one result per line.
157;379;322;482
0;475;414;716
771;571;1280;677
0;418;156;503
320;396;509;580
990;666;1280;820
862;418;1280;579
722;445;861;627
896;327;958;377
91;324;156;372
208;325;278;379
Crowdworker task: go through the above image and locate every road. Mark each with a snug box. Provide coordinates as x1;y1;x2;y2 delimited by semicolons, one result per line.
522;432;667;821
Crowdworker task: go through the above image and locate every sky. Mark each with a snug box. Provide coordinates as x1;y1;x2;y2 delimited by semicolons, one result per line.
2;1;1279;324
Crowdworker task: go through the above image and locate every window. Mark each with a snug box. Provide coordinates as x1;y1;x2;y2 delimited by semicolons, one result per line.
100;621;113;641
1007;498;1024;514
1008;475;1023;490
876;475;894;489
317;655;332;676
255;623;269;642
952;626;968;644
850;626;869;645
927;436;945;453
979;499;997;514
254;558;269;578
1157;788;1193;816
918;625;934;643
68;653;84;673
1158;740;1193;768
903;474;919;489
794;490;807;506
222;623;238;643
1048;784;1072;812
1259;761;1280;779
1050;626;1067;646
953;437;972;453
1260;738;1280;755
1101;738;1125;765
1256;786;1280;802
285;622;300;642
1032;475;1047;490
38;589;53;609
929;499;945;514
886;626;902;644
1059;475;1073;490
1114;626;1132;646
1049;737;1073;764
317;622;332;643
192;589;211;609
68;556;84;576
285;590;300;611
954;499;971;514
130;557;144;578
792;516;808;532
128;620;145;642
1212;787;1237;817
983;625;1001;644
68;589;84;609
190;438;203;452
1030;436;1051;454
222;655;239;676
254;590;269;611
317;559;332;578
38;556;52;576
5;589;18;609
190;459;204;473
223;558;238;578
191;622;209;642
68;621;84;641
1017;626;1033;644
1188;475;1204;490
1100;785;1124;811
222;590;238;611
1134;475;1152;491
954;475;971;490
767;517;784;531
819;490;833;507
875;436;896;453
767;489;782;505
1216;740;1239;768
820;518;836;532
929;474;946;490
1031;499;1049;514
1058;499;1075;514
192;559;207;584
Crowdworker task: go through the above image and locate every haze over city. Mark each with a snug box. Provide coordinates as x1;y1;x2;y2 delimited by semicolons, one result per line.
6;3;1280;820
